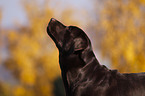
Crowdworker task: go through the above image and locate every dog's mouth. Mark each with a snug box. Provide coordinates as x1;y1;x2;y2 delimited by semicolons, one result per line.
47;18;66;50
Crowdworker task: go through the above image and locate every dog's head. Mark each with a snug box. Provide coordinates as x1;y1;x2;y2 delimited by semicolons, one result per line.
47;18;91;54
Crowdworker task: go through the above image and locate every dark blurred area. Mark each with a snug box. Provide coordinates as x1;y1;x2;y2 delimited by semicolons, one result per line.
53;77;65;96
0;0;145;96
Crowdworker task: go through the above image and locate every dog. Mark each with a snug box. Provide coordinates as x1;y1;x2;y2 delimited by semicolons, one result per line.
47;18;145;96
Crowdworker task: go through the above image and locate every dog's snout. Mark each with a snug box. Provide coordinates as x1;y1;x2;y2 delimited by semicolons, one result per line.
48;18;56;29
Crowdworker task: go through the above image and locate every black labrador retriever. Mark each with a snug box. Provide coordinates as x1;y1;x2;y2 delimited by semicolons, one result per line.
47;18;145;96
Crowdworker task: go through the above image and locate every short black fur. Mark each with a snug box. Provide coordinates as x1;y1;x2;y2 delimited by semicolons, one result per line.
47;18;145;96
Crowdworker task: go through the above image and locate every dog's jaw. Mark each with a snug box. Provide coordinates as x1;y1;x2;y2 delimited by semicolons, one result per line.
47;18;66;51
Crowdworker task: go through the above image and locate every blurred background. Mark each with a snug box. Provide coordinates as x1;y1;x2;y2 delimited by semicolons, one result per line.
0;0;145;96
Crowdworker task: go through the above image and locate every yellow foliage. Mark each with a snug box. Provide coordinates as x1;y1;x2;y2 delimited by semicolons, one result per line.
95;0;145;72
13;85;26;96
124;42;135;62
140;0;145;4
61;9;80;26
2;0;57;95
1;0;80;95
20;65;36;85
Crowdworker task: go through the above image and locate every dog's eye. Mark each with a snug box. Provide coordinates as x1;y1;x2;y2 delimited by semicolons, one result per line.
73;49;83;54
67;26;72;31
66;27;72;33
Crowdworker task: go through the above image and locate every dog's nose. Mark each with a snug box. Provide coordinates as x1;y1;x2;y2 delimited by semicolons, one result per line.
48;18;56;26
50;18;56;22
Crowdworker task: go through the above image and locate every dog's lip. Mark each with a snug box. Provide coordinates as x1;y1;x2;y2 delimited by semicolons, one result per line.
47;26;58;43
47;18;60;45
47;25;62;51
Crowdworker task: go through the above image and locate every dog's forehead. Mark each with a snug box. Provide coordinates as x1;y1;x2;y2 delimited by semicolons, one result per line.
69;26;82;31
68;26;84;36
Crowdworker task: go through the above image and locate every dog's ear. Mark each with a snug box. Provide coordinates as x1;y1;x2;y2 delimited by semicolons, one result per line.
74;38;88;51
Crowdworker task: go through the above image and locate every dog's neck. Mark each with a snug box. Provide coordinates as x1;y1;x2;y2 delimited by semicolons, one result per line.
81;47;100;66
60;47;104;95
